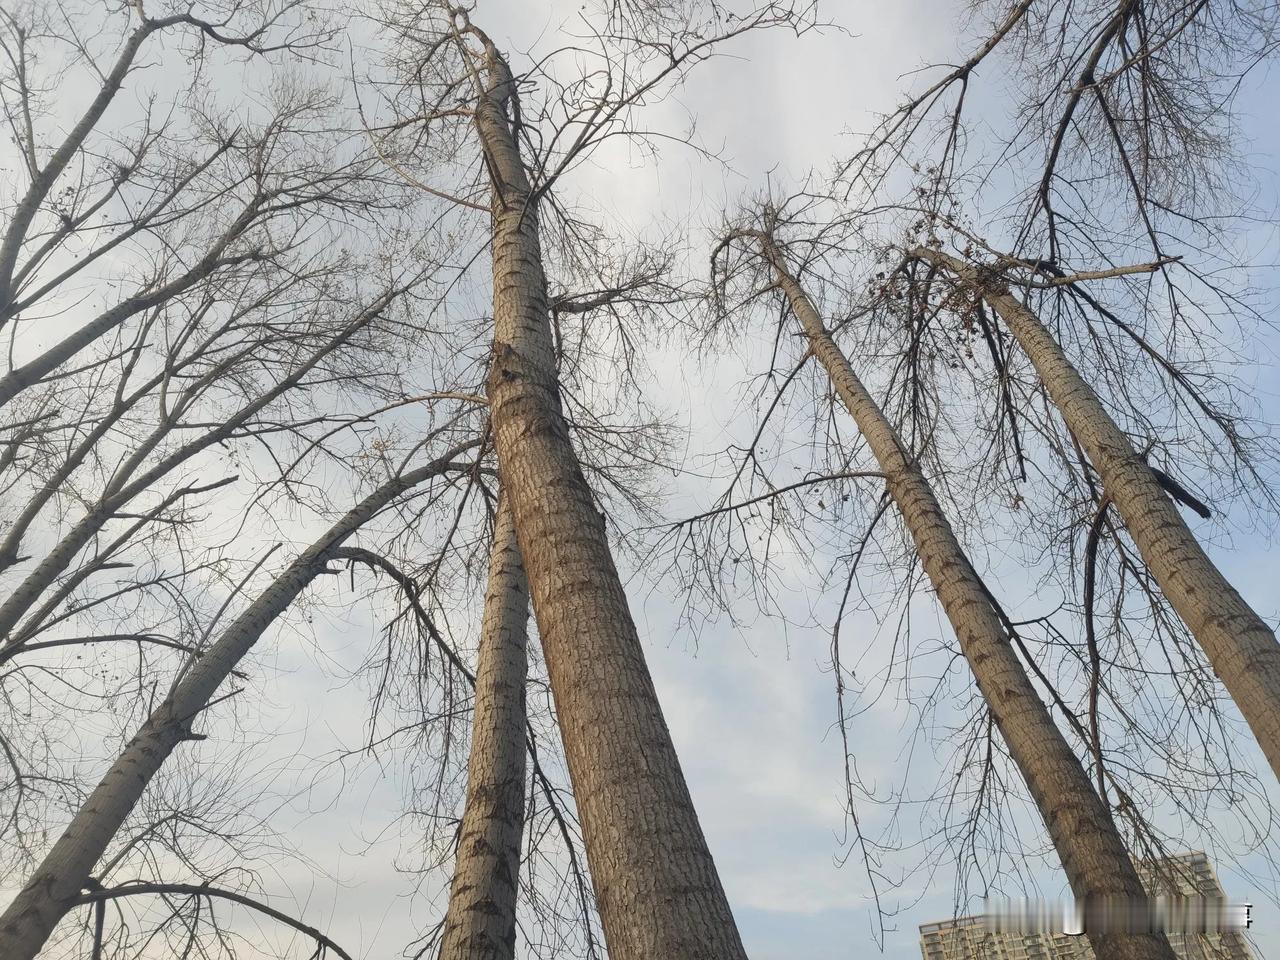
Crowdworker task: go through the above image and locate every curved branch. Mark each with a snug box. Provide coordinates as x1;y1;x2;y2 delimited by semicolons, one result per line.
73;883;352;960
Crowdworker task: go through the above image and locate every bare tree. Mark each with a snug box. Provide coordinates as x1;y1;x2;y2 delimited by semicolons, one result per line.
0;0;340;411
0;433;483;960
909;245;1280;779
361;2;818;956
830;0;1280;793
463;16;743;957
680;0;1280;939
0;6;532;954
0;0;720;953
710;210;1176;960
10;1;1277;958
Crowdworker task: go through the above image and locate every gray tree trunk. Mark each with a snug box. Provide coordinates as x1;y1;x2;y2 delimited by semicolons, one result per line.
0;443;477;960
471;35;747;960
916;246;1280;781
751;231;1174;960
438;497;530;960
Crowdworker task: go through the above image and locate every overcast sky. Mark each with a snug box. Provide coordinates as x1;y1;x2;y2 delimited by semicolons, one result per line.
2;1;1279;958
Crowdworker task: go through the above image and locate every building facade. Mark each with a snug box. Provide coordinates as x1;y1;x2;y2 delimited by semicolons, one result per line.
918;853;1253;960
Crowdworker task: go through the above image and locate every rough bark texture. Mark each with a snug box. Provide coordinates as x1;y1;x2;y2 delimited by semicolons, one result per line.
916;246;1280;781
752;232;1173;960
438;497;530;960
472;35;747;960
0;444;475;960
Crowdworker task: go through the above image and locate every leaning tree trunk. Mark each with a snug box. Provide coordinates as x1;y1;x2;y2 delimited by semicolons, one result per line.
470;32;748;960
0;442;477;960
914;246;1280;781
438;497;530;960
748;231;1174;960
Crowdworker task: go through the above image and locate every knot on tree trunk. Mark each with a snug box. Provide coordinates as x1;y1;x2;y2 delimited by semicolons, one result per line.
487;341;565;416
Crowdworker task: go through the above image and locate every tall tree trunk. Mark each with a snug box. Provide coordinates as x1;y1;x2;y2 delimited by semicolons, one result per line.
748;230;1174;960
469;32;748;960
914;246;1280;781
438;497;529;960
0;443;477;960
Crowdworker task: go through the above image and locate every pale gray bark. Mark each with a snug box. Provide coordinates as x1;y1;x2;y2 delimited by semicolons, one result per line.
746;230;1174;960
438;496;529;960
915;246;1280;782
0;441;477;960
469;29;747;960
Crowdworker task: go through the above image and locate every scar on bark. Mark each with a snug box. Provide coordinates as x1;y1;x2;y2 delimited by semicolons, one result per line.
490;340;521;382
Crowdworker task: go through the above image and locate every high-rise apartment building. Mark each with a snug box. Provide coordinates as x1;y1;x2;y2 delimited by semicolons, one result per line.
918;852;1254;960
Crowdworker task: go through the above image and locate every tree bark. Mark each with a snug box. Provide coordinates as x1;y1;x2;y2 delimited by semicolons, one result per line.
470;31;748;960
438;496;530;960
749;231;1174;960
914;246;1280;781
0;442;477;960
